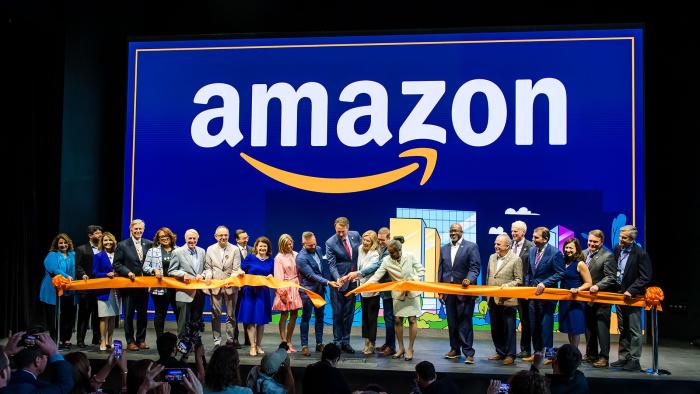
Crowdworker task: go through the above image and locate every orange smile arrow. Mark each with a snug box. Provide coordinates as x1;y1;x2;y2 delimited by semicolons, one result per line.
239;147;437;194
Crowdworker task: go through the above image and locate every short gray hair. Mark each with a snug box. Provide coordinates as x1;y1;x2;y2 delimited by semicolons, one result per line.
496;233;512;247
620;225;638;240
511;220;527;233
184;229;199;238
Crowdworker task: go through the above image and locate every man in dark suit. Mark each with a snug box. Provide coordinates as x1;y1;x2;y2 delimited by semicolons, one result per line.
438;223;481;364
326;216;361;353
524;226;564;362
511;220;534;358
232;228;254;348
296;231;340;357
5;333;73;394
113;219;153;351
74;225;103;348
610;225;652;372
582;229;617;368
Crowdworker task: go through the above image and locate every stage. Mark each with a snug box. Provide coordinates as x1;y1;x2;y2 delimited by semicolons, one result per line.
68;323;700;393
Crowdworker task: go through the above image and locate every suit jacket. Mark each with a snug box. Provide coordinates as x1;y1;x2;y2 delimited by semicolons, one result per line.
113;237;153;277
296;246;330;297
583;247;617;291
168;245;206;302
437;239;481;285
486;251;523;306
92;251;116;300
74;243;98;279
614;243;652;297
514;239;534;284
326;231;361;292
203;243;243;295
527;243;565;287
367;253;424;299
5;358;73;394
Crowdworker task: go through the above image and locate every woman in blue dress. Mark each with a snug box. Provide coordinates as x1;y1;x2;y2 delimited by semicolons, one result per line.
559;238;593;347
237;236;274;356
39;233;78;348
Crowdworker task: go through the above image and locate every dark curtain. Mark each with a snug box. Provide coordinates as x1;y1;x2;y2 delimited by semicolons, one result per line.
2;3;65;335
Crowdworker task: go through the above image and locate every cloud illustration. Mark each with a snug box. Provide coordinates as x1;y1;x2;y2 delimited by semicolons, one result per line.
488;226;504;235
504;207;540;216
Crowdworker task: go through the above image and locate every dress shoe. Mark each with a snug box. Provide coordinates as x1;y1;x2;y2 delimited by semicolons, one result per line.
315;343;325;352
582;354;597;363
516;351;531;359
464;356;475;364
444;350;459;359
127;343;140;351
488;354;505;361
301;346;311;357
77;342;86;348
376;343;388;352
503;357;515;366
610;358;628;368
341;344;356;354
522;355;535;362
138;342;150;350
622;359;641;372
593;358;609;368
382;347;396;357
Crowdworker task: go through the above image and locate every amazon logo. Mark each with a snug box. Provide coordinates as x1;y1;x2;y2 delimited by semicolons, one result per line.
190;79;567;193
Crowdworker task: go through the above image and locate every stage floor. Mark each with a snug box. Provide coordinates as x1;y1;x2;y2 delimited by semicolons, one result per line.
68;323;700;393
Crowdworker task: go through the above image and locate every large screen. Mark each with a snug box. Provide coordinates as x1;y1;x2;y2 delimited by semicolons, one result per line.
124;28;643;329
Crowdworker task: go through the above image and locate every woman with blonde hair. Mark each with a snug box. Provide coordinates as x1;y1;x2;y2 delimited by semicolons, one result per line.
92;232;121;350
272;234;302;352
355;230;381;355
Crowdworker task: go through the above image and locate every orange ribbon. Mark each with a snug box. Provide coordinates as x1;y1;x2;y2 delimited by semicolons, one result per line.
347;281;663;311
52;274;326;308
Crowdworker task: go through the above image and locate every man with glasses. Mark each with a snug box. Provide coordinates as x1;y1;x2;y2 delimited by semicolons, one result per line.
610;225;652;372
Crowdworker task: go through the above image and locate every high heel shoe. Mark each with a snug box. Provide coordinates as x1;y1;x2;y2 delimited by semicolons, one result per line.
392;351;405;359
404;350;414;361
249;346;257;357
256;346;265;355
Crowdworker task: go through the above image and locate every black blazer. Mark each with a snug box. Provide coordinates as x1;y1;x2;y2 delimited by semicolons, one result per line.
75;243;97;279
583;247;617;291
113;237;153;277
614;243;652;297
515;239;534;285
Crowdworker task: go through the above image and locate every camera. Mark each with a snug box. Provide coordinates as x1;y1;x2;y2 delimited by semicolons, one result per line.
161;368;188;382
177;321;204;355
20;327;45;348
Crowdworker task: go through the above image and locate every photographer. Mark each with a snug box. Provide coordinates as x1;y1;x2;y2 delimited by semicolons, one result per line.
156;333;206;392
4;332;74;393
64;350;127;394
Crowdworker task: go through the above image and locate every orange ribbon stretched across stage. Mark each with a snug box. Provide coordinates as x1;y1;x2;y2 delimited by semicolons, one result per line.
52;274;327;308
346;281;664;311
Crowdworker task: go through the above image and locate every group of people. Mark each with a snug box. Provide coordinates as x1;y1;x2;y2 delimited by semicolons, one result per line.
36;216;652;374
481;221;652;372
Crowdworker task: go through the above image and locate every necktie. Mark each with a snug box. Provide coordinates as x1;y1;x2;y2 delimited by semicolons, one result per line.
535;249;544;269
135;241;143;262
512;242;519;255
240;246;247;258
343;238;352;259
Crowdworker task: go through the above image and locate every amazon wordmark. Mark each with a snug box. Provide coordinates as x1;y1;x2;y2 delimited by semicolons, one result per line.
190;79;567;148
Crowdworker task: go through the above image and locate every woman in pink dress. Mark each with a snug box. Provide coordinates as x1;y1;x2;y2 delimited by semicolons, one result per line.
273;233;302;352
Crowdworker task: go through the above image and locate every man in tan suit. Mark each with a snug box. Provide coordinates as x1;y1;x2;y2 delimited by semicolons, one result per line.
204;226;244;347
486;233;523;365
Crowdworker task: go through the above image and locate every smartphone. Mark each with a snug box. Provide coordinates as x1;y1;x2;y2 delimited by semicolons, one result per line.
21;334;37;347
498;383;510;393
113;340;123;360
161;368;188;382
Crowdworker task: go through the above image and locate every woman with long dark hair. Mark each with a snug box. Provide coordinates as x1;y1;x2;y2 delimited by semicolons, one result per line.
560;238;593;347
204;345;252;393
